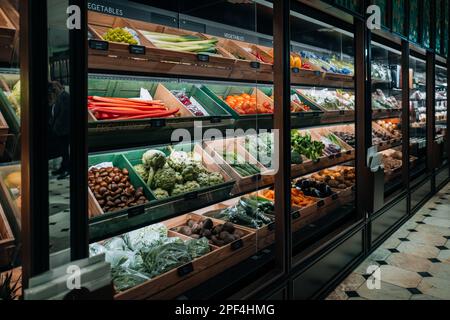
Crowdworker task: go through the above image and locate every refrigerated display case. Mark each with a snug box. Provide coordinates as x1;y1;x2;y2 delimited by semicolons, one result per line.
0;0;447;301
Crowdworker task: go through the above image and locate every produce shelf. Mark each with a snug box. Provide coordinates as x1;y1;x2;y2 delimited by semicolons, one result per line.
0;7;16;64
87;12;354;90
0;202;14;266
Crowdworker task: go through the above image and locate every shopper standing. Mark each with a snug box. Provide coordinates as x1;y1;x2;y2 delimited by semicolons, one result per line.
48;81;70;179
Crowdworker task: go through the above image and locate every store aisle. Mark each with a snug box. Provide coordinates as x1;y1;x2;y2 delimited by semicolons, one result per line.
327;182;450;300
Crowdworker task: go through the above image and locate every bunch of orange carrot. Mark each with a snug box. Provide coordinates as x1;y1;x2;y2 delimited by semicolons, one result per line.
88;96;180;120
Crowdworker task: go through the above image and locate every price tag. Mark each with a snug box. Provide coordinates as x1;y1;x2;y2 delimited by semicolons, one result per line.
291;67;300;74
127;205;145;217
89;40;109;51
292;211;300;220
150;119;166;128
250;61;260;69
184;191;199;200
177;263;194;277
197;53;210;62
230;239;244;251
129;45;146;55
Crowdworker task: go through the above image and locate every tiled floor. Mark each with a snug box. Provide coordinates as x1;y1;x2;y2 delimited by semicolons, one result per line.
327;182;450;300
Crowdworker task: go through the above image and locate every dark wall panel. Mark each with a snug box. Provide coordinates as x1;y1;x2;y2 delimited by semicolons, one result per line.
371;197;407;243
292;230;363;300
411;179;432;210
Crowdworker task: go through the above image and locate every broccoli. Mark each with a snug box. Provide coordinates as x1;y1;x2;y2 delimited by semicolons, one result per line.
181;165;198;181
151;167;177;191
153;188;169;200
134;164;149;182
142;150;166;170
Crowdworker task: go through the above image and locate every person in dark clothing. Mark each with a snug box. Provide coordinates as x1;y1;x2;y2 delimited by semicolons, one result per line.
48;81;71;179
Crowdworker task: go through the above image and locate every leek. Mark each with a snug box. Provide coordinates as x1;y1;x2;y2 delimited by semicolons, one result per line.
140;30;203;42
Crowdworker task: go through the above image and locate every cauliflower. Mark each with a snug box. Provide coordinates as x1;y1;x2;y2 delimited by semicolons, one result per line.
142;150;166;170
167;151;189;172
207;172;224;186
151;167;177;191
134;164;149;182
181;165;198;181
153;188;169;200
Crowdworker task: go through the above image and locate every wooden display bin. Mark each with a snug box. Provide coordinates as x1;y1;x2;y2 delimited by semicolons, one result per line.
290;128;355;179
372;121;401;151
290;165;355;232
0;111;9;157
115;214;256;300
0;164;20;231
204;137;274;194
88;11;235;80
199;195;275;251
0;7;16;63
88;83;195;124
0;203;14;266
295;88;355;122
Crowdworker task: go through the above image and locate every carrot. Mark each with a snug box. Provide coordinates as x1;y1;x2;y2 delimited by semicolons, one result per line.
113;108;180;120
90;108;164;115
89;96;164;106
89;103;167;110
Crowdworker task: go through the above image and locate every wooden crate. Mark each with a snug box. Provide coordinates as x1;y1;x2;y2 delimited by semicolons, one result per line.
204;137;273;193
0;7;16;63
295;88;355;121
308;126;354;154
0;202;14;265
290;129;355;179
88;83;193;122
115;214;256;300
88;12;235;80
372;121;401;151
199;196;275;251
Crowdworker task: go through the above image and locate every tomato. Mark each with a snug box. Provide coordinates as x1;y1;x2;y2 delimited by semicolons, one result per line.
241;93;251;100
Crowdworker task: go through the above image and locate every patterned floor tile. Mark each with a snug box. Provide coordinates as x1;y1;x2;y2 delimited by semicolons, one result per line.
423;217;450;228
378;265;422;288
397;242;440;259
417;277;450;300
407;232;448;246
357;281;412;300
369;247;392;261
325;289;348;300
335;273;366;292
327;184;450;300
428;262;450;279
386;252;432;273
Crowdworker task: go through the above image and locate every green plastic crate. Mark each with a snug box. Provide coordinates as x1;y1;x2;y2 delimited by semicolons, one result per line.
121;142;235;202
88;153;156;214
200;84;273;120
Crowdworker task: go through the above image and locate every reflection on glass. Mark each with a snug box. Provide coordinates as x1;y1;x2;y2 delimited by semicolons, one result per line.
371;43;403;202
435;66;447;165
409;57;427;184
47;0;71;254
